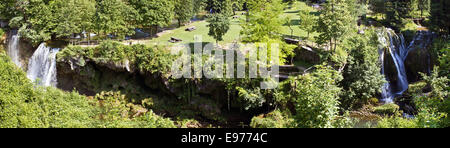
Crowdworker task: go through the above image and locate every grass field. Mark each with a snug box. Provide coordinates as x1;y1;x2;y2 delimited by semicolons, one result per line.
145;1;317;46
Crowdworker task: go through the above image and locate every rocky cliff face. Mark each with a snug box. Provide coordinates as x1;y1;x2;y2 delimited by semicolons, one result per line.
56;56;228;102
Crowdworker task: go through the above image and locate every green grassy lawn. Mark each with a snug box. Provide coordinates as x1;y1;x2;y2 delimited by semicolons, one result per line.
146;12;245;46
280;1;319;41
146;1;318;46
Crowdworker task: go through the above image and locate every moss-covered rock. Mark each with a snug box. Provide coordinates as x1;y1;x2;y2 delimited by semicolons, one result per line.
374;103;400;115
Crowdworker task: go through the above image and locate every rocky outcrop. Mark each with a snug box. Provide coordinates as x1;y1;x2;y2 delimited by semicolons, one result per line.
404;31;436;83
56;56;228;102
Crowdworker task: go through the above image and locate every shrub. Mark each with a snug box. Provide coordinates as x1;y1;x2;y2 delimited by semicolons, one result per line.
377;117;418;128
250;110;295;128
0;53;93;128
277;65;345;128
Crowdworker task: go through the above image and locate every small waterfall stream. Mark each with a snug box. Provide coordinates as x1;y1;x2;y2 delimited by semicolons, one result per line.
27;43;60;87
6;30;21;68
378;28;433;103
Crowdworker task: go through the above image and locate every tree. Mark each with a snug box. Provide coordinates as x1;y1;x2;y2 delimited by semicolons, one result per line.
415;0;430;18
207;13;230;44
384;0;414;29
241;0;285;42
298;8;316;39
129;0;175;35
0;0;16;20
278;65;344;128
231;0;245;15
315;0;354;51
340;30;386;109
94;0;136;39
174;0;194;27
51;0;96;38
429;0;450;36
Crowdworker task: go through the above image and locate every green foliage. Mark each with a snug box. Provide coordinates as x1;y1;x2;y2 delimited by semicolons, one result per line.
0;53;93;128
94;0;137;39
174;0;194;27
236;87;265;110
129;0;175;29
1;52;176;128
384;1;413;30
377;68;449;128
241;0;286;42
57;41;176;76
91;91;176;128
315;0;355;51
207;13;231;43
408;81;427;95
377;116;418;128
278;65;345;128
298;8;317;39
51;0;96;38
373;103;400;115
431;38;450;78
0;28;4;37
340;31;385;109
250;109;295;128
429;0;450;36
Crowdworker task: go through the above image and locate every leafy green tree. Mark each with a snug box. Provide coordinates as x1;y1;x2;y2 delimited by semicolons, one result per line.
340;31;385;109
298;8;316;39
94;0;137;39
207;13;231;44
0;0;16;20
174;0;194;27
278;65;344;128
315;0;355;51
129;0;175;35
241;0;285;42
369;0;386;19
231;0;245;15
51;0;96;38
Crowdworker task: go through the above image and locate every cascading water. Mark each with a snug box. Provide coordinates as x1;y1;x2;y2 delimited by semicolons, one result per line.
27;43;60;87
378;28;433;103
6;30;22;68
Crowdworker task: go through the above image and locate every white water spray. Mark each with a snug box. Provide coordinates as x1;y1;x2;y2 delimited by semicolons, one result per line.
27;43;60;87
7;30;22;68
378;28;433;103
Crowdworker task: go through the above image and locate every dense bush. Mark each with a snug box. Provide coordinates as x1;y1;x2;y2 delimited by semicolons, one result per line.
91;91;176;128
277;65;347;128
0;53;93;128
1;53;176;128
58;41;176;76
250;110;295;128
376;68;449;128
340;31;385;109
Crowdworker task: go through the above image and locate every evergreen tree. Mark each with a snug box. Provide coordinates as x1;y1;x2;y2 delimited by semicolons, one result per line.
429;0;450;36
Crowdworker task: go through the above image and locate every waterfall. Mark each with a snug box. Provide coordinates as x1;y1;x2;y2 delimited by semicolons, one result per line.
27;43;60;87
7;30;22;68
378;28;433;103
